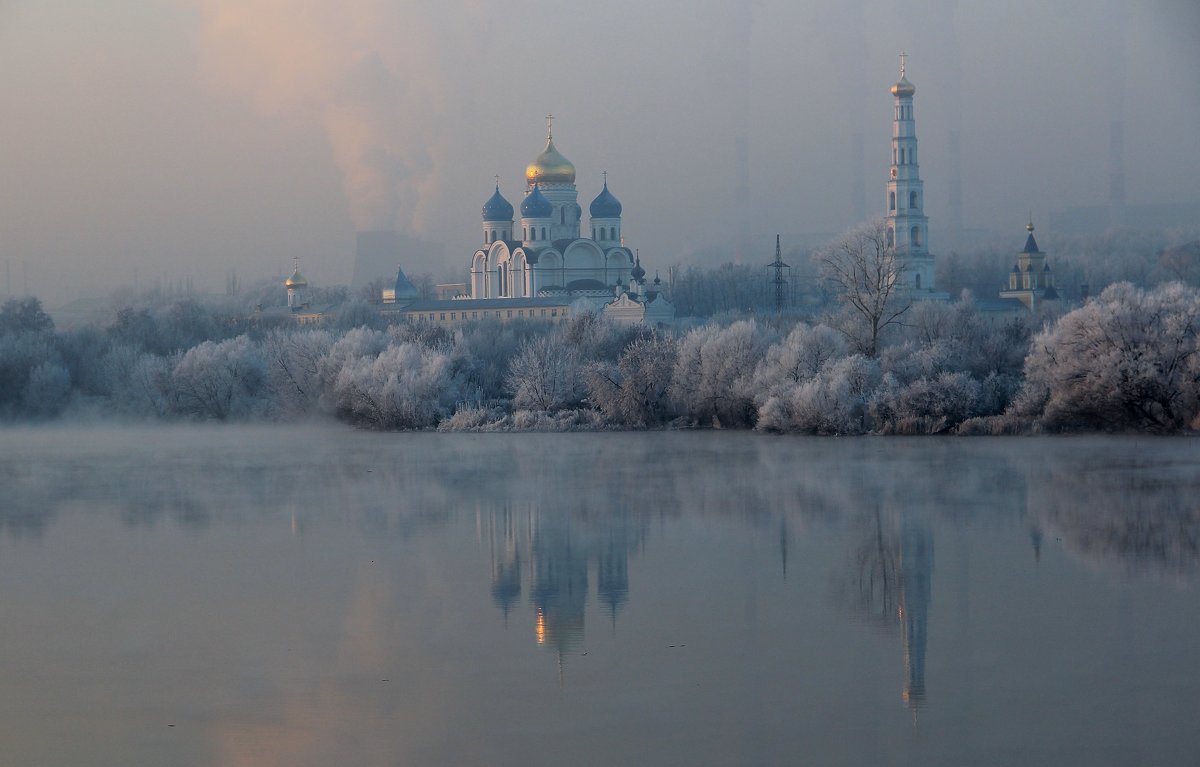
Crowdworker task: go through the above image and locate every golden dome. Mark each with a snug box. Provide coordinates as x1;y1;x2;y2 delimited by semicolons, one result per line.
285;268;308;288
891;76;915;97
525;138;575;184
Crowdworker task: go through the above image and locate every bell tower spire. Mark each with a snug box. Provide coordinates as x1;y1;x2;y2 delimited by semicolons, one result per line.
885;54;933;293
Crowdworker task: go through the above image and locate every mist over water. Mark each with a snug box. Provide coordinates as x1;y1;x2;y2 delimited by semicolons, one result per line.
1;425;1197;765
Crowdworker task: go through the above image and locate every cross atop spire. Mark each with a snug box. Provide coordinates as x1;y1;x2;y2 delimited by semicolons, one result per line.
900;51;907;78
494;174;501;188
546;113;554;140
602;170;608;185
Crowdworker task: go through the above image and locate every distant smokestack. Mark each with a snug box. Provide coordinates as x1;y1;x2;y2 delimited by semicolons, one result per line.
352;230;403;289
1109;120;1125;227
851;132;866;222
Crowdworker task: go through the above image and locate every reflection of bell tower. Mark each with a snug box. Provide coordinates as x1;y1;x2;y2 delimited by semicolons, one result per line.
488;505;522;623
899;519;933;711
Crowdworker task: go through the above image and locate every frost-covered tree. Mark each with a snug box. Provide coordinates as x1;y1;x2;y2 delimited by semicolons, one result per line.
170;335;268;420
21;360;72;418
1022;282;1200;432
507;335;584;412
816;219;911;357
0;297;54;335
332;342;457;429
757;354;881;435
262;328;333;417
585;334;678;426
752;323;846;399
671;319;772;427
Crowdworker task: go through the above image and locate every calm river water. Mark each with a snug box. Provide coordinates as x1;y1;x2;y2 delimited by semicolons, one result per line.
1;425;1197;766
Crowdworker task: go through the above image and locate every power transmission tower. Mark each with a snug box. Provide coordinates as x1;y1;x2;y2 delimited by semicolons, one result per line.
767;234;791;314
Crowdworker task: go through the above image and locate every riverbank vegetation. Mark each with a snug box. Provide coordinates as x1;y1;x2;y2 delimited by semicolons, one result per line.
2;277;1197;434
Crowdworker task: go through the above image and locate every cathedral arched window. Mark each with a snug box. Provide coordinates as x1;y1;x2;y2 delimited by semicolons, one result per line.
911;226;921;247
887;227;894;247
889;192;896;211
909;192;918;209
523;226;527;241
610;227;616;241
915;273;921;289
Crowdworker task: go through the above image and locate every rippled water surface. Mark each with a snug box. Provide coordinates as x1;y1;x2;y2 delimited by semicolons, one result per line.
1;425;1198;766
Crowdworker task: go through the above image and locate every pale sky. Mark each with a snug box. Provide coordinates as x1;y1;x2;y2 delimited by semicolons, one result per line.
1;0;1197;303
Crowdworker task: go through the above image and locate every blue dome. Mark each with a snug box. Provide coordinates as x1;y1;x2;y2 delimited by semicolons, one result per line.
589;182;622;218
630;254;646;281
482;185;513;221
520;184;553;218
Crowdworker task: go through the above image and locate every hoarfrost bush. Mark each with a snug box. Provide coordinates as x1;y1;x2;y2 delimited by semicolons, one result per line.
332;341;457;429
506;335;584;412
671;319;772;427
585;334;678;426
757;354;881;435
170;335;268;420
752;323;845;400
1021;281;1200;432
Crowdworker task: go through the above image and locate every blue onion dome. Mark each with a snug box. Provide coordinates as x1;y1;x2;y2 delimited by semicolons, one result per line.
630;254;646;281
520;183;553;218
482;185;513;221
589;182;622;218
526;138;576;184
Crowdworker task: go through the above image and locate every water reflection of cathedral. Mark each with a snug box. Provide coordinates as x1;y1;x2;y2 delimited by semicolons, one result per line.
483;504;646;664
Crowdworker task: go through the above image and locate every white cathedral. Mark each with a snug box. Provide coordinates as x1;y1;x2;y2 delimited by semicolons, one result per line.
387;118;673;326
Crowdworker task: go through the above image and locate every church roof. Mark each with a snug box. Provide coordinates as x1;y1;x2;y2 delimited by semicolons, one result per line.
1023;232;1040;253
1042;285;1060;300
589;182;622;218
520;184;553;218
393;265;419;299
482;185;514;221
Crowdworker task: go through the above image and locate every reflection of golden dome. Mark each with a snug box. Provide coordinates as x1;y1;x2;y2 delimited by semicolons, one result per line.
526;138;576;184
891;76;915;97
285;268;308;288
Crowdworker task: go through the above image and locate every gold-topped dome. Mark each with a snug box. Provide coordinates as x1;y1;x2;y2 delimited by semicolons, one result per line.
285;268;308;288
525;137;575;184
891;76;915;97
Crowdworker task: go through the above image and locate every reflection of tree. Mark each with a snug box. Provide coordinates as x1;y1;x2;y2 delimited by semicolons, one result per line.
845;508;902;627
839;508;934;711
1031;461;1200;580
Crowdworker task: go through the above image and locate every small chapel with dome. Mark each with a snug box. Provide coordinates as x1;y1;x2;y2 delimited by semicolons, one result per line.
389;118;673;326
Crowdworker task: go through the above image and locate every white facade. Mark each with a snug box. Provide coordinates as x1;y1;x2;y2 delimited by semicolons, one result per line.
465;121;673;325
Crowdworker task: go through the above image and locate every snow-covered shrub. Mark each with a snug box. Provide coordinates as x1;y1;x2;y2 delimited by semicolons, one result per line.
870;371;983;434
21;360;72;418
331;341;457;429
1022;281;1200;432
506;335;585;412
261;328;333;417
671;319;772;427
170;335;268;420
585;334;678;427
757;354;881;435
752;323;845;400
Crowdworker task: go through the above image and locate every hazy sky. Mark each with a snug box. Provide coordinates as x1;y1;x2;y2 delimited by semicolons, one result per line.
1;0;1197;302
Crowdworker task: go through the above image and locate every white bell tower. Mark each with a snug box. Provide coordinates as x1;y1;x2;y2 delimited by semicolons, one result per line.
885;53;935;293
